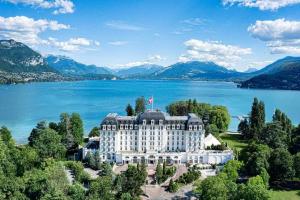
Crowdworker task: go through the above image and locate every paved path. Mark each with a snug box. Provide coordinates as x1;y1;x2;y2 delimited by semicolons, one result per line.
83;167;100;179
65;169;74;184
141;183;196;200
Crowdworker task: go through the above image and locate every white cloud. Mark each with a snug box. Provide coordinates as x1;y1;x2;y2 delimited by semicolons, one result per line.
105;20;144;31
114;55;166;68
108;41;128;46
3;0;75;14
248;18;300;54
223;0;300;11
181;18;205;26
179;39;252;68
47;37;100;52
0;16;69;45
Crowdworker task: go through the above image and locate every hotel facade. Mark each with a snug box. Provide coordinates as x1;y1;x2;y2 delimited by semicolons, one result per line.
83;111;233;165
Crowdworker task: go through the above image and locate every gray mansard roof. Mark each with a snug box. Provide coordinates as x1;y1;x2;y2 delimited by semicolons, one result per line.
100;110;203;126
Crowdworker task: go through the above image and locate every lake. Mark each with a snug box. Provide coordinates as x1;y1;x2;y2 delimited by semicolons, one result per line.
1;80;300;143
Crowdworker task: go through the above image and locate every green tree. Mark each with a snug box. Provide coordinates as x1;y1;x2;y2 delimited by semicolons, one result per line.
240;143;271;176
32;128;66;159
67;184;85;200
221;160;242;182
88;127;99;137
70;113;84;146
195;175;227;200
0;126;12;145
99;162;112;177
87;176;114;200
126;104;134;116
121;192;132;200
249;98;265;140
168;179;179;193
122;165;147;197
259;168;270;189
155;162;163;184
135;97;146;114
238;119;250;139
28;121;47;146
269;148;295;181
293;153;300;178
259;122;289;149
273;109;293;135
209;106;231;133
238;176;269;200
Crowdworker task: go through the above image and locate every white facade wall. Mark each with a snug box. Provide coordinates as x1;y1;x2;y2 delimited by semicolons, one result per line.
90;112;233;165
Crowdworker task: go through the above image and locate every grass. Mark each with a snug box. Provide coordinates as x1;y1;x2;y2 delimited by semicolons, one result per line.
219;133;248;151
270;190;300;200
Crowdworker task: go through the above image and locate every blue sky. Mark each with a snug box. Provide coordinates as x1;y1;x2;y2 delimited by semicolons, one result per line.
1;0;300;71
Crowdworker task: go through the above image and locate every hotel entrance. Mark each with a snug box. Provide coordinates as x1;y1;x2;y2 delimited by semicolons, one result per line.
148;155;156;164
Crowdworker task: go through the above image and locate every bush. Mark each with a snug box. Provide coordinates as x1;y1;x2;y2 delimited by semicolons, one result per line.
168;179;179;193
176;167;200;185
64;161;90;183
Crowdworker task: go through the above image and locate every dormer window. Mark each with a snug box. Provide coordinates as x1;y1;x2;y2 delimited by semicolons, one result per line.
102;125;106;130
189;125;192;131
135;125;138;129
199;125;202;130
194;125;197;131
125;124;128;130
177;124;180;129
159;120;163;125
143;120;146;125
112;125;116;130
120;124;124;130
130;124;133;129
181;124;185;129
167;125;170;130
172;124;175;130
107;125;111;130
151;120;155;125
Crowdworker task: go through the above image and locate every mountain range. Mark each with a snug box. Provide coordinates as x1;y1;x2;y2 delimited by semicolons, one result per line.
1;39;300;90
240;57;300;90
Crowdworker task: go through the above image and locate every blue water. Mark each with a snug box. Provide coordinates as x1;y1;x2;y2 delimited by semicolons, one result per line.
1;80;300;143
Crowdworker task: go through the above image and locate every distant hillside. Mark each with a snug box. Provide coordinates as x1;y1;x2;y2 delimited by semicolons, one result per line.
240;57;300;90
0;39;56;73
46;55;111;75
252;56;300;75
115;64;164;78
153;61;244;80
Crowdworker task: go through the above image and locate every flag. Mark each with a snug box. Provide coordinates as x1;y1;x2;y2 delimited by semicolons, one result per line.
148;97;153;105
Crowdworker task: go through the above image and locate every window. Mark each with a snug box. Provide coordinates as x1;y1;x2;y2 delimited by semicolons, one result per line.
151;120;155;125
102;125;106;130
143;120;146;125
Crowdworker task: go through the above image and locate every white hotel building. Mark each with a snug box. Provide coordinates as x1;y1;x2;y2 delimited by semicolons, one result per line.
83;110;233;165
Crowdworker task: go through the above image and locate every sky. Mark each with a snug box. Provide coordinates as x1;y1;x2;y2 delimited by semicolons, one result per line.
1;0;300;71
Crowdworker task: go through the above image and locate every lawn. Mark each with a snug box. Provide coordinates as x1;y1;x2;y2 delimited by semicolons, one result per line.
270;190;300;200
219;133;248;151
